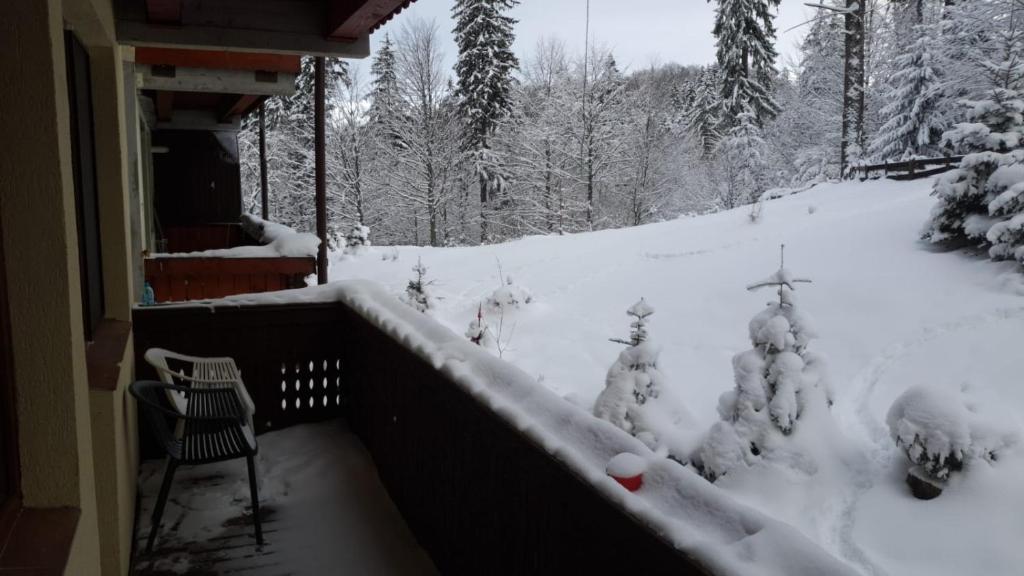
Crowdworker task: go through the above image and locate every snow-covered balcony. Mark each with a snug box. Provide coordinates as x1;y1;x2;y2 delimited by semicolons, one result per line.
131;281;856;575
144;215;318;302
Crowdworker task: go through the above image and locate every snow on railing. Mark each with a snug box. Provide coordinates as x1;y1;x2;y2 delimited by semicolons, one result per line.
199;281;858;576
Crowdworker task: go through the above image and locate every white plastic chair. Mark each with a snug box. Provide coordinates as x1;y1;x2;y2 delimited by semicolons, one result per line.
143;348;256;425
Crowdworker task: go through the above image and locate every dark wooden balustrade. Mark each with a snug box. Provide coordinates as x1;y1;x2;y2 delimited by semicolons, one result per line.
144;256;316;303
132;301;708;575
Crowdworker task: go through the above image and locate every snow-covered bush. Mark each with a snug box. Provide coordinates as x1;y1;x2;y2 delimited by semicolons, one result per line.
693;253;832;482
465;304;494;348
886;386;971;483
887;385;1019;498
344;224;371;255
594;299;665;440
485;276;532;312
924;89;1024;265
401;258;434;313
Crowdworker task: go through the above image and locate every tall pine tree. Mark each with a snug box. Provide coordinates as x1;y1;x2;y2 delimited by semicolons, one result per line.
710;0;782;126
453;0;520;242
368;34;399;130
870;27;945;160
687;66;724;158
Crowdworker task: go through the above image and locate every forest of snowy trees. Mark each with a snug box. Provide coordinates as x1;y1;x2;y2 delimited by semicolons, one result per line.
239;0;1024;250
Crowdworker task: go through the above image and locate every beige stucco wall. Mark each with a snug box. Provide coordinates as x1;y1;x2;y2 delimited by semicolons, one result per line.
1;0;138;574
89;339;138;576
0;0;102;573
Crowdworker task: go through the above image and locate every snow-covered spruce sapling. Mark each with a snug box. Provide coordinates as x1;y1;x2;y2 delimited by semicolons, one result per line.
465;304;495;348
486;276;533;312
402;258;434;313
594;299;665;444
343;224;371;255
694;246;832;482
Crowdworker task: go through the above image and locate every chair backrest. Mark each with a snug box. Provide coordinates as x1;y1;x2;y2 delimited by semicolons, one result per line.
143;347;191;414
129;380;181;460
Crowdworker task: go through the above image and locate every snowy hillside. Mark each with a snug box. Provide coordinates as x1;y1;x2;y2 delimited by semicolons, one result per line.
329;178;1024;576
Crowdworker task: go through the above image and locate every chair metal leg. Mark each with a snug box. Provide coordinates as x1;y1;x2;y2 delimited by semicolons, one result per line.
246;454;263;545
147;459;178;553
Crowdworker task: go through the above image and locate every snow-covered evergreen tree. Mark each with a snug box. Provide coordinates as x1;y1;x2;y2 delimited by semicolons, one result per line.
402;258;435;313
711;0;782;125
871;26;946;160
465;303;495;347
368;34;400;129
453;0;520;240
594;299;665;440
716;108;771;208
687;66;724;157
923;90;1024;254
787;11;844;183
694;248;832;481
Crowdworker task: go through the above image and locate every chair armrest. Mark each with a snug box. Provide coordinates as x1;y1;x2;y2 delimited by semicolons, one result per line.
130;381;246;423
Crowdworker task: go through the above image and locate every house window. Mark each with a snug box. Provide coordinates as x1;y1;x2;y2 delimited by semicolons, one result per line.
65;31;105;340
0;214;18;506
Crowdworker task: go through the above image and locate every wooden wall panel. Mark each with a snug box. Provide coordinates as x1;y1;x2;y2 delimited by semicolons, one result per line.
151;130;242;228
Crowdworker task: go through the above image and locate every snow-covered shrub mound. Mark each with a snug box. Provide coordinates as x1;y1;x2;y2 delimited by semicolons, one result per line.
886;386;971;482
485;276;532;312
887;385;1021;497
344;224;372;255
693;256;834;482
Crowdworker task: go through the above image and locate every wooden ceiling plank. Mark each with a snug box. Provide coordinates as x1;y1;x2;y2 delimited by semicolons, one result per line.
327;0;410;41
218;94;261;122
135;48;301;74
145;0;182;24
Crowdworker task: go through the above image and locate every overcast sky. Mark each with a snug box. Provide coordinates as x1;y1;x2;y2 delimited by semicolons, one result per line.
369;0;817;74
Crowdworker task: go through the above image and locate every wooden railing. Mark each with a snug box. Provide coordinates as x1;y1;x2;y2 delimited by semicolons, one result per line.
144;256;315;303
856;155;964;181
132;300;708;575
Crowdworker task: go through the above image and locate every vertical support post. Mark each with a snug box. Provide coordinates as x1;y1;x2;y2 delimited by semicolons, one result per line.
258;102;269;220
314;57;328;285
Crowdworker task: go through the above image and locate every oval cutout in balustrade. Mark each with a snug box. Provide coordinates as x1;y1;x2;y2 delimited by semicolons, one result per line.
281;398;286;411
294;397;300;409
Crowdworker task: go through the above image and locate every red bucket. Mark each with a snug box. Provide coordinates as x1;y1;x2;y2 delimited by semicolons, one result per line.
611;473;643;492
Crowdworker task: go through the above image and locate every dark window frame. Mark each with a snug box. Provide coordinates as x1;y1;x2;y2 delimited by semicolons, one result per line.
65;31;105;341
0;189;20;513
